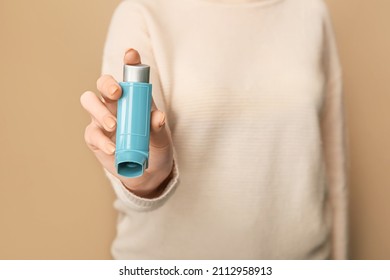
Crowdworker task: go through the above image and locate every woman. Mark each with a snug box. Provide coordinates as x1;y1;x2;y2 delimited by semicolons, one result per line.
80;0;348;259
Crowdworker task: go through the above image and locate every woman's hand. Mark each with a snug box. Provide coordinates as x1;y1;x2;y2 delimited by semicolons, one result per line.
80;49;173;198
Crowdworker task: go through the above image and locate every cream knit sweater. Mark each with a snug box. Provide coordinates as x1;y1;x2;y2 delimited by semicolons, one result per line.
102;0;348;259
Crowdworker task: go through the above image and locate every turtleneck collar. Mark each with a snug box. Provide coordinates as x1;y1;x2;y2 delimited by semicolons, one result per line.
197;0;282;5
203;0;271;2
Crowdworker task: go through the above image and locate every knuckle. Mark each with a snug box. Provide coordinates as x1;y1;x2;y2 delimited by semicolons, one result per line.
92;117;103;130
84;123;97;148
96;75;107;89
80;91;94;108
84;124;92;145
98;137;107;151
97;74;115;91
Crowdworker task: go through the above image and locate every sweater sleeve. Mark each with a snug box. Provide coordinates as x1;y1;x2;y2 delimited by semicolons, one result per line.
319;2;349;260
101;0;180;211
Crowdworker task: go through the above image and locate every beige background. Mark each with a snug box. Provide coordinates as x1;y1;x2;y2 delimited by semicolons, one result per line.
0;0;389;259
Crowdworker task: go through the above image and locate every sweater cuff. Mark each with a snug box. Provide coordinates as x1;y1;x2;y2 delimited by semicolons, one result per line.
104;160;179;211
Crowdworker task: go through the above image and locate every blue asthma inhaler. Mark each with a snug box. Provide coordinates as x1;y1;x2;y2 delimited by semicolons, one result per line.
115;64;152;178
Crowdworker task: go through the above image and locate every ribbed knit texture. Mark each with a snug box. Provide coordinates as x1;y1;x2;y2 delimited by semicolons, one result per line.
102;0;348;259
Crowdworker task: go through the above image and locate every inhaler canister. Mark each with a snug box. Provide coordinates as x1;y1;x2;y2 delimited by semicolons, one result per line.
115;64;152;177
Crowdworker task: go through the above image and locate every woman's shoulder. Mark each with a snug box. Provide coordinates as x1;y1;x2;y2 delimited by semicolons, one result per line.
292;0;330;14
289;0;332;22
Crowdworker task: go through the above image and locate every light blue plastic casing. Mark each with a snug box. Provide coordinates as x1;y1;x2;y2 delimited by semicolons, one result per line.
115;70;152;178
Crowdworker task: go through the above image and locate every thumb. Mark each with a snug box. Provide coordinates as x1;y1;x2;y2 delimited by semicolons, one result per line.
150;110;171;149
124;48;141;65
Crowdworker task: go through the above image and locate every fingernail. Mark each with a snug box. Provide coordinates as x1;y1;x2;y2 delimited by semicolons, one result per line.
106;143;116;154
104;116;116;130
109;85;118;96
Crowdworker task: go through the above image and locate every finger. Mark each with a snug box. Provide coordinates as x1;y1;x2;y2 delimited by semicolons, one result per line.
80;91;117;132
150;110;171;149
84;122;116;155
124;48;141;65
96;74;122;114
